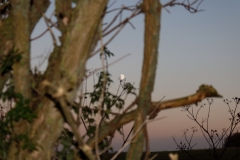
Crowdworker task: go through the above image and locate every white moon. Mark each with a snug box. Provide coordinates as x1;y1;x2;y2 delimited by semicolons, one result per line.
119;74;125;80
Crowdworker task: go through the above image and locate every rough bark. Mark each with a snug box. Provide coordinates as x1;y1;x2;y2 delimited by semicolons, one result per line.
0;9;14;91
30;0;50;33
126;1;161;159
7;1;109;160
11;0;31;98
0;1;49;92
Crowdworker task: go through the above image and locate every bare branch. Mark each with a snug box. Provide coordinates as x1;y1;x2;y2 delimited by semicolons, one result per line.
90;4;141;57
150;85;222;119
91;23;126;57
30;23;57;41
110;117;165;160
163;0;204;13
30;0;50;32
86;84;222;148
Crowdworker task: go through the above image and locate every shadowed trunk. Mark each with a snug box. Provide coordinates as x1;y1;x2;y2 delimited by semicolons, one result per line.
7;1;109;160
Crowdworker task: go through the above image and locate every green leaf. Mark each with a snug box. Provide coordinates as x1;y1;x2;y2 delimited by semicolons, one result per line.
0;47;22;75
66;149;74;160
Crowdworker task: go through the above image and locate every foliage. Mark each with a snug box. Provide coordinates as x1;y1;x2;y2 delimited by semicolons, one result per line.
0;85;37;159
54;48;137;159
0;46;22;76
6;94;37;123
104;149;240;160
0;46;137;159
224;132;240;148
13;134;38;152
101;47;114;58
54;129;75;160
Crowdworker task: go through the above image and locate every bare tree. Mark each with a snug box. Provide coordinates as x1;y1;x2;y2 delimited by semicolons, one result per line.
173;97;240;160
0;0;221;160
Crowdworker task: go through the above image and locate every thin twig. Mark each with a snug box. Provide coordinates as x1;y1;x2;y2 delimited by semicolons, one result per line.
91;23;127;57
105;5;136;14
107;0;117;9
149;154;158;160
33;1;57;45
94;20;106;160
59;98;95;160
111;117;165;160
88;53;130;76
30;23;57;41
163;0;205;13
103;10;140;37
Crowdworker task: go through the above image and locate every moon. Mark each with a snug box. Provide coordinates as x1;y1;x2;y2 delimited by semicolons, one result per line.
119;74;125;80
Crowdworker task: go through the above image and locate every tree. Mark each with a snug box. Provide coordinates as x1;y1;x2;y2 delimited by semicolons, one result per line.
224;132;240;148
0;0;222;160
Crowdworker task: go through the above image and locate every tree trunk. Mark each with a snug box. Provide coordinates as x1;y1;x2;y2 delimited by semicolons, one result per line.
126;1;161;159
7;1;109;160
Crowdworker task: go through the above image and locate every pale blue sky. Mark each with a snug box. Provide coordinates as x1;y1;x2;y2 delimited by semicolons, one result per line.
31;0;240;151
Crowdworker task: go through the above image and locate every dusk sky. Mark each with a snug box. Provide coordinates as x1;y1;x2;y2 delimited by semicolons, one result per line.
31;0;240;151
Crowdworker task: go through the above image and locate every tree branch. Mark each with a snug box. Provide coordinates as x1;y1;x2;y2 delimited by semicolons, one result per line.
151;84;222;118
58;98;95;160
30;0;50;33
127;0;161;159
86;84;222;148
163;0;204;13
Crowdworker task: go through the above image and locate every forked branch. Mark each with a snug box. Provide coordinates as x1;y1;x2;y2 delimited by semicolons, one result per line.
86;84;222;148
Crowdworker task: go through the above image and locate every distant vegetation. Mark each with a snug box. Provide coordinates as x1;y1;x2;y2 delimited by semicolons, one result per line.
224;132;240;148
105;148;240;160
